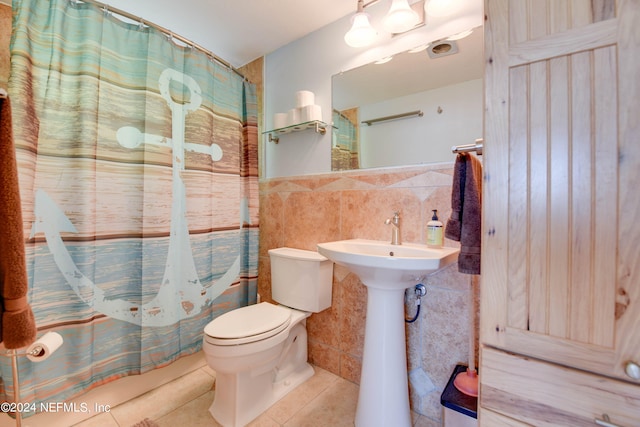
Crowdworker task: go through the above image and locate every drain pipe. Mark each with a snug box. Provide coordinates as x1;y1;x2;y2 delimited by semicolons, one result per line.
405;284;426;323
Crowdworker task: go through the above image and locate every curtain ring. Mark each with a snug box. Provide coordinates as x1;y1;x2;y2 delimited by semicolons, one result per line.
102;5;109;16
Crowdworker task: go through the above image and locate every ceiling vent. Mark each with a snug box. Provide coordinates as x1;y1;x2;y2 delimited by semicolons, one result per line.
427;40;459;59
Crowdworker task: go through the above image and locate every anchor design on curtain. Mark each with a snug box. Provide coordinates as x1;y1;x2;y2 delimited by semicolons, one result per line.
30;69;243;327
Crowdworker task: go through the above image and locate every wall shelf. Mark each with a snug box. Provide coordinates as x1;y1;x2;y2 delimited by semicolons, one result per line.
263;120;329;143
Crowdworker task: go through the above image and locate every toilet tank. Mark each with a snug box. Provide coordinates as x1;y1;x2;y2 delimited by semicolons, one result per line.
268;247;333;313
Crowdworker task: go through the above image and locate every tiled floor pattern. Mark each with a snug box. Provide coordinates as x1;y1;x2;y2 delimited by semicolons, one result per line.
71;365;440;427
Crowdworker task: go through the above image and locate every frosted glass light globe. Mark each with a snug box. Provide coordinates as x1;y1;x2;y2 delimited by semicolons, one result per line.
382;0;420;34
344;13;377;47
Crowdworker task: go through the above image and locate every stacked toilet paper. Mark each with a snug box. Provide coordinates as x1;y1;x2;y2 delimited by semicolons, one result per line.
273;90;323;129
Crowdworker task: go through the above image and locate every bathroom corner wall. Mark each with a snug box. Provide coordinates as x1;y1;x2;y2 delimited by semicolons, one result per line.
258;163;479;423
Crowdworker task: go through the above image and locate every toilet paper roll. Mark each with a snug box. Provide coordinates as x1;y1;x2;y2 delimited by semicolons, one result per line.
300;104;323;123
287;107;301;126
26;331;64;362
296;90;315;108
273;113;288;129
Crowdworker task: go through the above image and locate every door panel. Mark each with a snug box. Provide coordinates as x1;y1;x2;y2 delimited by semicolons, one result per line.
481;0;640;382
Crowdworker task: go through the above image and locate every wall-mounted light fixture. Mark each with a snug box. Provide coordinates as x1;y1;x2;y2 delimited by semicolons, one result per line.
345;0;424;48
345;0;466;48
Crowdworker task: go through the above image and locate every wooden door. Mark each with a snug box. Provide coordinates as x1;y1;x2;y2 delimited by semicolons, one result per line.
481;0;640;383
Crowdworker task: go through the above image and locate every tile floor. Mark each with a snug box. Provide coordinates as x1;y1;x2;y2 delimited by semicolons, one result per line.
69;364;440;427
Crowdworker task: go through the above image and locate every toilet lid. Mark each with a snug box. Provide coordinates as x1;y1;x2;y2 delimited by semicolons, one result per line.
204;302;291;345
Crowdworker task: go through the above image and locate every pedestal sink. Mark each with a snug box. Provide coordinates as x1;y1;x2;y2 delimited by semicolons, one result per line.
317;239;459;427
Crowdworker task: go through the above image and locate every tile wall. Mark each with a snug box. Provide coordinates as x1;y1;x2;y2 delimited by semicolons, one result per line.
258;163;480;423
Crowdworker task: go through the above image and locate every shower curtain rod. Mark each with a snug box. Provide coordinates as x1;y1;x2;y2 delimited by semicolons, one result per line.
333;108;351;122
74;0;247;81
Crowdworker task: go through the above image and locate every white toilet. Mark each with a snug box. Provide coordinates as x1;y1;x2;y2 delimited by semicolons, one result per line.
202;247;333;427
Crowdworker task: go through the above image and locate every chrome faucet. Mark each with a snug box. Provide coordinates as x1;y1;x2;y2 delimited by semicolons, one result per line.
385;211;401;245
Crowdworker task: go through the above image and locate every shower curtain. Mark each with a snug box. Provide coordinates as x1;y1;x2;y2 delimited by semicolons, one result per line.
3;0;259;409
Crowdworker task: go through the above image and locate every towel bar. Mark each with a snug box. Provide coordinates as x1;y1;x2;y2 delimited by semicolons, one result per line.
452;138;483;155
361;110;423;126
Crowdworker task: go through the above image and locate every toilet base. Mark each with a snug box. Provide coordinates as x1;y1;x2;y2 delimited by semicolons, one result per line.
209;362;314;427
273;362;315;408
208;320;313;427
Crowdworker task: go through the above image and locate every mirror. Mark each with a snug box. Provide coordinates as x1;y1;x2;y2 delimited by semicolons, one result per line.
331;27;483;171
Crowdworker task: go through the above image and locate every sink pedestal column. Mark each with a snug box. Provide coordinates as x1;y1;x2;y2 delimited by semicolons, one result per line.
355;285;411;427
316;239;460;426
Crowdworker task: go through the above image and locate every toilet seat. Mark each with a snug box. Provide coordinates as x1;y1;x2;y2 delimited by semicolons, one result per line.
204;302;291;346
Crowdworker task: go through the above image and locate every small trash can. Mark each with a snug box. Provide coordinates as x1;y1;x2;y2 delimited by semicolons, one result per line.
440;364;478;427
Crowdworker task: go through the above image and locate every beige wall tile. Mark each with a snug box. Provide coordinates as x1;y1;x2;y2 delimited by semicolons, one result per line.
259;192;284;256
283;190;341;251
341;188;422;242
308;339;341;376
339;352;362;385
337;273;366;357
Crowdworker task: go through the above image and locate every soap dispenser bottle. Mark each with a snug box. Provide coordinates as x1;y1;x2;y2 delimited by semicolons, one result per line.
426;209;444;248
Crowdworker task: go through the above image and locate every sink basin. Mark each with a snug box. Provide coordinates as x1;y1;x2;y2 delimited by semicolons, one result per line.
317;239;459;289
317;239;460;427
